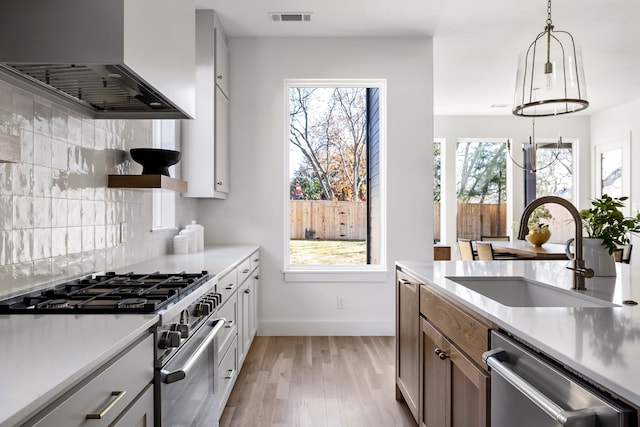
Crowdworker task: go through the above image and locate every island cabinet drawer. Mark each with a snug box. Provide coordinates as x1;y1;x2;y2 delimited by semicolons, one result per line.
28;334;154;427
237;257;252;285
420;285;492;367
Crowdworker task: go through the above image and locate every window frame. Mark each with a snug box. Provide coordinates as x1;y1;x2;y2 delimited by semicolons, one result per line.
151;120;178;232
283;79;387;282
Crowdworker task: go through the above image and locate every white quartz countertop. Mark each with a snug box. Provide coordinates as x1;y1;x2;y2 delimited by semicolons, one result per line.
396;259;640;407
0;245;258;427
0;314;158;427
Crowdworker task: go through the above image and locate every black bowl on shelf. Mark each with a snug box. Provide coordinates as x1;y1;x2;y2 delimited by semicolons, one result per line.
129;148;181;177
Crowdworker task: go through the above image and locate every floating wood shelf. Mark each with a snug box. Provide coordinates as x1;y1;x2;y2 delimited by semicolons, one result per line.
0;132;20;163
108;175;188;192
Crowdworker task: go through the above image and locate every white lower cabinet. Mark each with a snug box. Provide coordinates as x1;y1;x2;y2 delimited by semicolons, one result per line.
111;384;154;427
26;334;154;427
216;249;260;420
217;336;238;416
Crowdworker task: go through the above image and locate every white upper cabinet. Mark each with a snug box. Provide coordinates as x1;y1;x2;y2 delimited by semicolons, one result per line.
215;25;229;97
182;10;230;198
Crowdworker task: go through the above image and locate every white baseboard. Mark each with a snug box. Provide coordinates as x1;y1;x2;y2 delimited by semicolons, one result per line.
258;320;395;336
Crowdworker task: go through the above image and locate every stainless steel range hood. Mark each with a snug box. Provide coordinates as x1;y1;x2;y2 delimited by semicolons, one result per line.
0;0;196;119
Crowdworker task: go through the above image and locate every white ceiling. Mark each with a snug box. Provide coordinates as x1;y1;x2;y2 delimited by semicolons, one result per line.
196;0;640;116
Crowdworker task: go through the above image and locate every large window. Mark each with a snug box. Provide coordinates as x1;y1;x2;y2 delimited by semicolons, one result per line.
285;80;385;271
524;140;574;242
456;139;507;239
151;120;177;230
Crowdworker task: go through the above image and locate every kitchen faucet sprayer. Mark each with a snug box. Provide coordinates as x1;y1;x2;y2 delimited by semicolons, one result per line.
517;196;594;290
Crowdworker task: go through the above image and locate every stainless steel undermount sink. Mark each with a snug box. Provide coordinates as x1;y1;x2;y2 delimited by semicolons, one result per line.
446;276;617;308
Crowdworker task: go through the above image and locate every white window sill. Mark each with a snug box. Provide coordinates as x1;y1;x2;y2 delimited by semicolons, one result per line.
283;267;389;282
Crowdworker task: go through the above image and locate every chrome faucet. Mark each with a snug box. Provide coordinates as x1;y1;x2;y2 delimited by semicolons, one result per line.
517;196;594;290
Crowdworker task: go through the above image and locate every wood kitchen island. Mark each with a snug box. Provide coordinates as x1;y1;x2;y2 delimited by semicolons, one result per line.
396;259;640;426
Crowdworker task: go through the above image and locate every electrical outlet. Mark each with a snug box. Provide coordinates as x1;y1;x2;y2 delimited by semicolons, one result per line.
337;296;345;309
119;222;127;245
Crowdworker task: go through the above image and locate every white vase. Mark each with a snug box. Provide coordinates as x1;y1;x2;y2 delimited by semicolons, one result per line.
565;237;617;277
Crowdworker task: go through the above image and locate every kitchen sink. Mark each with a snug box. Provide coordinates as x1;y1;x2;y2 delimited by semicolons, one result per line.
446;276;617;307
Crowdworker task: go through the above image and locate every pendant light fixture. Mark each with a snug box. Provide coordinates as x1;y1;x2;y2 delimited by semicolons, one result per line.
507;118;562;173
512;0;588;117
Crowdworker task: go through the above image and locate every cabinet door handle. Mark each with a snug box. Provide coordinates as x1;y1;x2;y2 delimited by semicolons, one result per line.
225;319;235;328
225;368;236;380
434;348;448;360
217;75;223;79
254;275;260;280
242;268;250;274
226;284;235;290
85;390;126;419
244;289;251;294
217;181;223;186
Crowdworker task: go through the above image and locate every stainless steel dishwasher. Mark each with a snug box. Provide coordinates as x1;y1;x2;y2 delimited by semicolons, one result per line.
483;331;636;427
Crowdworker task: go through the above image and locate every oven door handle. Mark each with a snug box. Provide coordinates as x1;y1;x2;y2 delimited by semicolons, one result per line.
161;318;225;384
483;349;596;426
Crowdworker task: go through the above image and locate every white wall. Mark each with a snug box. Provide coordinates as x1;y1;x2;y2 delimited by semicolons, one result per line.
197;37;433;335
434;115;591;252
591;98;640;264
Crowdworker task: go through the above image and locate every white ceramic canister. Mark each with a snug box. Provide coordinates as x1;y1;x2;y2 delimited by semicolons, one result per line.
185;220;204;251
179;229;198;253
173;234;189;254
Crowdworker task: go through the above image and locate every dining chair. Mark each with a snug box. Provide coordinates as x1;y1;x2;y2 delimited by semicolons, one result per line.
457;238;476;261
476;241;523;261
480;235;510;241
614;244;633;264
475;242;495;260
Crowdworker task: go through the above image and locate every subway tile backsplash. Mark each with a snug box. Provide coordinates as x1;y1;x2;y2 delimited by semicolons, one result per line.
0;78;197;298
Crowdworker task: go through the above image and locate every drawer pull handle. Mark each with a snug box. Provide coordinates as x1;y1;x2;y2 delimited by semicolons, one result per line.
434;348;448;360
86;390;126;419
254;275;259;280
253;258;259;262
226;284;235;290
244;289;251;294
225;369;236;380
225;320;235;328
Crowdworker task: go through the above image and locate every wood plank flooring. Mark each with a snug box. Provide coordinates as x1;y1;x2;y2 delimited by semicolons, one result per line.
220;336;416;427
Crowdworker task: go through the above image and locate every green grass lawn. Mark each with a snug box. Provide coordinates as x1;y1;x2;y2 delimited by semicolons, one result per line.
290;239;366;265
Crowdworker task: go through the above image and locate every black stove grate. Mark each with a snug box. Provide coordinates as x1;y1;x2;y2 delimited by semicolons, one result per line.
0;271;210;314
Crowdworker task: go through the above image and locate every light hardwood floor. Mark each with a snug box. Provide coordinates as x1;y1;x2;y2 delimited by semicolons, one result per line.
220;336;416;427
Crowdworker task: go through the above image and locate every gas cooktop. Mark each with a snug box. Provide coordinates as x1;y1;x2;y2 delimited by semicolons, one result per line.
0;271;210;314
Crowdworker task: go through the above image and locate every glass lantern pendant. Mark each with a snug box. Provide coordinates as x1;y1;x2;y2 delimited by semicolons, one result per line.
512;0;589;117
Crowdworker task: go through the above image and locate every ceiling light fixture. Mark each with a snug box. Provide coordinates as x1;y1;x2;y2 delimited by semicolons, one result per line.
507;118;561;173
512;0;588;117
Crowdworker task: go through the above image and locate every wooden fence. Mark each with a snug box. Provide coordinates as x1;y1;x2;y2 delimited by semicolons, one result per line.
292;201;571;243
434;202;573;242
290;200;366;240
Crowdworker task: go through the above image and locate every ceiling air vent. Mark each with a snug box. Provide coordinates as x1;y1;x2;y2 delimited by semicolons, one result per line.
269;12;312;22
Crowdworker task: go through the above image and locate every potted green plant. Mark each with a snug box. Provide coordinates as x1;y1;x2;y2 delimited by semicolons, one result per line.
526;205;554;247
580;195;640;254
577;195;640;276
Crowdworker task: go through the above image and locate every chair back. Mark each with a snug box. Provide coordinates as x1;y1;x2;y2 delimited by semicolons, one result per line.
476;242;495;260
480;235;510;241
623;244;633;263
457;238;476;260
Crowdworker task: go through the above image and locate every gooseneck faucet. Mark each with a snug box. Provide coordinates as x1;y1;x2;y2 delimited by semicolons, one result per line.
517;196;594;290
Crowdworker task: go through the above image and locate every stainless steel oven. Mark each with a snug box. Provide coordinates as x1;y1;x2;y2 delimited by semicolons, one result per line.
0;269;231;427
159;317;225;427
484;331;636;427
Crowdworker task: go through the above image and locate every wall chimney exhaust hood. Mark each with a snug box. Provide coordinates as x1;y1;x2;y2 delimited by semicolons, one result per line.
0;0;196;119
